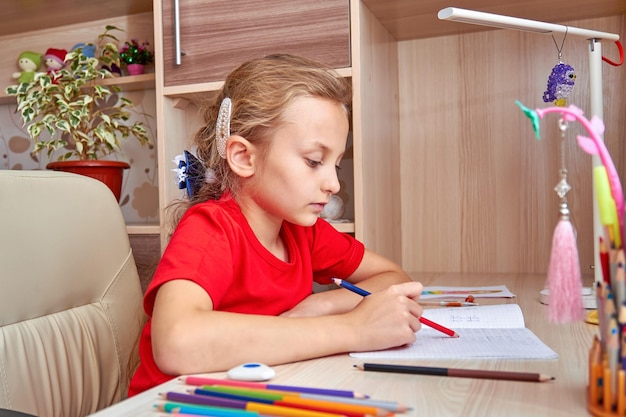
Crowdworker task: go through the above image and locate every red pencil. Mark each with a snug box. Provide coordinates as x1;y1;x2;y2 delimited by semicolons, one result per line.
332;278;459;338
418;316;459;338
600;237;610;283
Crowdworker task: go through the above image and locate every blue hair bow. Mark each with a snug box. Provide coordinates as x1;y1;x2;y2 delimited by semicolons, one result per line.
174;150;205;199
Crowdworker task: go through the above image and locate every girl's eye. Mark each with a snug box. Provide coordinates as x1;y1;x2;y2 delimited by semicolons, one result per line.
306;159;322;168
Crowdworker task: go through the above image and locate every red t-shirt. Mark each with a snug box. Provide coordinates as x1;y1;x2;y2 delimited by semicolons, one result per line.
128;193;364;395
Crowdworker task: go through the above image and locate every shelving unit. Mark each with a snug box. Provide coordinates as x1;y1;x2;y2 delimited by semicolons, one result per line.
0;10;158;239
0;73;156;106
152;0;361;248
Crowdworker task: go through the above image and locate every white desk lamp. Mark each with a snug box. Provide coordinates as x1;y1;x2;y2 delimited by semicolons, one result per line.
438;7;620;284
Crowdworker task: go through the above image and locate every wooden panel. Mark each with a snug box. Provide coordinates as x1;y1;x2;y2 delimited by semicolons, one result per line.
161;0;350;86
0;0;152;37
353;2;402;263
129;233;161;292
398;14;626;274
361;0;626;41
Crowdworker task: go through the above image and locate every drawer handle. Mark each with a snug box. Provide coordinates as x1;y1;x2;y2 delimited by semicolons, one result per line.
174;0;182;65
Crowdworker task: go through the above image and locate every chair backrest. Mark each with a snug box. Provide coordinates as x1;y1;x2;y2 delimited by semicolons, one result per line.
0;170;145;417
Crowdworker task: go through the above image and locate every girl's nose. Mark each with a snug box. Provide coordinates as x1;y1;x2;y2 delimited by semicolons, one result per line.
323;167;341;194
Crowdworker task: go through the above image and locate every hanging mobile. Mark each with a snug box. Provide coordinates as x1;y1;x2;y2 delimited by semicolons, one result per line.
543;27;576;107
546;118;583;323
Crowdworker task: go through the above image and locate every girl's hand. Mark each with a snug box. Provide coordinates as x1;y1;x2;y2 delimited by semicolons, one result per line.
346;281;424;352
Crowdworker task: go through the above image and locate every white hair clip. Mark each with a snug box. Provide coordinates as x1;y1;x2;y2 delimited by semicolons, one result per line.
216;97;232;158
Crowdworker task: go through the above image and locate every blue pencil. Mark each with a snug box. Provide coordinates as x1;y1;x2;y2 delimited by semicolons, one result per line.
332;278;370;296
156;401;259;417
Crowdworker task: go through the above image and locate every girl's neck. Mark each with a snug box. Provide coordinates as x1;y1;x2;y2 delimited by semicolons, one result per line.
235;195;287;261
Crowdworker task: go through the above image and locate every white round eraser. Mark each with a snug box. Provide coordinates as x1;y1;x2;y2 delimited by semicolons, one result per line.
227;362;276;382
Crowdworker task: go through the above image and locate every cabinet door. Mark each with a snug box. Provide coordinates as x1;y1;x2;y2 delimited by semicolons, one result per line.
162;0;350;87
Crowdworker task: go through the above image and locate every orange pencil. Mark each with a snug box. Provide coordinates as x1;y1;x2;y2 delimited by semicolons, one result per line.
192;386;391;417
182;376;368;399
180;378;408;412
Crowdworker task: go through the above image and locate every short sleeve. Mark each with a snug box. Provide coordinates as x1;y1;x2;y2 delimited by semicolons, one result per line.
307;218;365;284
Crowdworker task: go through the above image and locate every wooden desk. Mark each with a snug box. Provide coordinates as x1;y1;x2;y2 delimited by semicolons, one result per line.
88;273;597;417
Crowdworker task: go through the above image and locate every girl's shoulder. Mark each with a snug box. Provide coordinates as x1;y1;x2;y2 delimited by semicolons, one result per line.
184;194;241;219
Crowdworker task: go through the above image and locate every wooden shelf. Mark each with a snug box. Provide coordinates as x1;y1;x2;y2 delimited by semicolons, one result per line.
360;0;626;41
0;73;155;105
331;222;355;234
126;224;160;235
162;67;352;101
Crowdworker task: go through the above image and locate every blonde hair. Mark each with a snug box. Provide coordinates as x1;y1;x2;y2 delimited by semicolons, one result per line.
167;54;352;233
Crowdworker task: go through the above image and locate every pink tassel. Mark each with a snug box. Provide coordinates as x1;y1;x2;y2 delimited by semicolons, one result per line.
547;217;584;323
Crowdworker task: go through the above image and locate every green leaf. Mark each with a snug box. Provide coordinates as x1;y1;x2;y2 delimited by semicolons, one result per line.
56;120;70;132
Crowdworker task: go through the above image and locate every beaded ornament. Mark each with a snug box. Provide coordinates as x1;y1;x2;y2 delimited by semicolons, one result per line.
543;29;576;107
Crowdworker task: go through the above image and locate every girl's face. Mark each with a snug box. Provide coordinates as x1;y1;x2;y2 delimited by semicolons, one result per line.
245;96;349;228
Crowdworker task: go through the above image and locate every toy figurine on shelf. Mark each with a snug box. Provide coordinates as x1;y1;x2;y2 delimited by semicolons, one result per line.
99;47;122;76
97;25;123;77
12;51;42;84
43;48;67;78
71;43;96;58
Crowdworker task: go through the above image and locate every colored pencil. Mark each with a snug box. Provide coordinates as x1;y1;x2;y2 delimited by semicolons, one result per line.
332;278;459;338
162;397;348;417
354;363;555;382
161;391;254;410
164;391;380;417
608;317;620;408
619;304;626;365
191;387;390;417
419;301;479;307
601;237;611;284
180;379;408;413
421;289;503;295
295;392;411;413
182;376;368;399
156;402;259;417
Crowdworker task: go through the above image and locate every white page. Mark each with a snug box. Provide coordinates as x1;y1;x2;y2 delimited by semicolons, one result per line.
421;285;516;299
421;304;526;329
350;304;558;360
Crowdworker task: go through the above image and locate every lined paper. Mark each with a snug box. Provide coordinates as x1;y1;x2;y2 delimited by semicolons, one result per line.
350;304;558;360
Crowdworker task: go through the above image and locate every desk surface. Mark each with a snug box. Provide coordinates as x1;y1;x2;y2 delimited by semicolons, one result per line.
89;273;597;417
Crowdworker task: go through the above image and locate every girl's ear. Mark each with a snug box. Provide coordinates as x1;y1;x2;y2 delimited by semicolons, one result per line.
226;135;256;178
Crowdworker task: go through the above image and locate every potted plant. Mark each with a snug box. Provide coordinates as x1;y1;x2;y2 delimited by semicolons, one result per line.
5;29;151;201
119;39;154;75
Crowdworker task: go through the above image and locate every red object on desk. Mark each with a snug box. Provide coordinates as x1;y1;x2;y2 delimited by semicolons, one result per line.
600;237;610;283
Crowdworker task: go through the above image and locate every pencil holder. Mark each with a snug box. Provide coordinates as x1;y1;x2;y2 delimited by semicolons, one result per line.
588;344;626;416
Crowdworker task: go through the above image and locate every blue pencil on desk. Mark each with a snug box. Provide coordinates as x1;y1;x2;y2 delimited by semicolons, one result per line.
332;278;459;338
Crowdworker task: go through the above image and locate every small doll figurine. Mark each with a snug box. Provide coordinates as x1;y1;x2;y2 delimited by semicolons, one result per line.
100;49;122;77
99;46;122;76
12;51;42;84
71;43;96;58
43;48;67;75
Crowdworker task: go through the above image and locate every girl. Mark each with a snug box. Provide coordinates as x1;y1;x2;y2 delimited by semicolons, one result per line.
128;54;424;395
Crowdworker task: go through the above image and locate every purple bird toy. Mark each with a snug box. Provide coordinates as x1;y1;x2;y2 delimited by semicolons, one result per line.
542;63;576;107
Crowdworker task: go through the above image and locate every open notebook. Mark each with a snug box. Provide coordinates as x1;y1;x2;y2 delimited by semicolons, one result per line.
350;304;558;360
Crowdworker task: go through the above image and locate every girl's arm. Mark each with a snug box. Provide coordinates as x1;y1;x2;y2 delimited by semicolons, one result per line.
282;248;416;317
151;277;423;376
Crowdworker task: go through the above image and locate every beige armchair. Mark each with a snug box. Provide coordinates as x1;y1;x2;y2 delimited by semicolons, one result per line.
0;170;145;417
